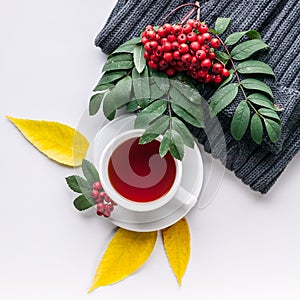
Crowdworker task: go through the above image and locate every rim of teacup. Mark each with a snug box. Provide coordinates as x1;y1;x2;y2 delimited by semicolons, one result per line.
98;129;182;212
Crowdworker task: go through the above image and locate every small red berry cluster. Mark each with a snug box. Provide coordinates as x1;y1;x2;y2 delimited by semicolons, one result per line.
142;19;230;84
91;181;117;218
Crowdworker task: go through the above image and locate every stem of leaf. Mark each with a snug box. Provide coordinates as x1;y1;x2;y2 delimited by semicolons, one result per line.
195;1;200;21
160;3;199;26
216;34;262;116
181;7;197;24
167;94;173;130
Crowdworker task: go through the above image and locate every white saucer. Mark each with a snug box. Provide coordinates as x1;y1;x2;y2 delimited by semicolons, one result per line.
88;114;203;232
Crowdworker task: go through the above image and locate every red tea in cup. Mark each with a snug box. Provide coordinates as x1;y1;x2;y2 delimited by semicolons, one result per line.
108;137;176;203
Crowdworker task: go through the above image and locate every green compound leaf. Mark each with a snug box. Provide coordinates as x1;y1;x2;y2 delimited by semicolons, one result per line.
230;100;250;140
82;159;100;184
95;70;127;88
248;93;281;111
102;53;133;72
236;60;274;76
231;40;269;60
264;118;281;143
241;78;274;98
139;115;169;144
66;175;89;193
160;129;184;160
73;194;94;211
215;17;231;35
224;30;261;46
112;37;142;54
258;108;281;122
89;92;107;116
210;83;239;115
133;44;146;73
134;100;167;129
250;114;263;144
172;117;194;148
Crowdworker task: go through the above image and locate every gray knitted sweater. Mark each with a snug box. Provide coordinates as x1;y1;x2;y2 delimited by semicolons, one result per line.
95;0;300;193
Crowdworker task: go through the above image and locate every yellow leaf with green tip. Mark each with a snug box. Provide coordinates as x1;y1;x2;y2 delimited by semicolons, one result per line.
162;218;191;285
7;116;89;167
89;229;157;292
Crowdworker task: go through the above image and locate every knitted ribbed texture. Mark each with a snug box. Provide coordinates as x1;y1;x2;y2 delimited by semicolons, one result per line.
95;0;300;194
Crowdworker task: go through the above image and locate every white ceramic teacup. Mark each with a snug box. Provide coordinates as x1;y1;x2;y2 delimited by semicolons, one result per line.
99;129;196;212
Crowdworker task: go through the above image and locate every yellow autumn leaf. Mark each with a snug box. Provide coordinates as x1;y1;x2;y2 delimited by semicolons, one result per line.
7;116;89;167
162;218;191;285
89;228;157;292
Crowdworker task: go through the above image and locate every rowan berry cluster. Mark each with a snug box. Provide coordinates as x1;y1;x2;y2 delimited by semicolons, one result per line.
142;19;230;84
91;181;117;218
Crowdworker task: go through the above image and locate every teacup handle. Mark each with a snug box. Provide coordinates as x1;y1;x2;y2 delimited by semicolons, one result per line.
176;186;198;207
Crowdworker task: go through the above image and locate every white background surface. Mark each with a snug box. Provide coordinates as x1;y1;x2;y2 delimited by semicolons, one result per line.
1;1;300;299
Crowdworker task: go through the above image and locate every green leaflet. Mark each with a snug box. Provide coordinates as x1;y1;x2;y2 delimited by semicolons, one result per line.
215;51;230;64
133;44;146;73
250;114;263;144
248;93;280;111
126;100;139;112
103;92;116;121
95;70;127;87
241;78;274;98
89;93;107;116
215;17;231;35
169;86;203;123
258;108;281;121
172;117;194;148
82;159;100;184
225;30;261;46
111;37;142;54
230;100;250;140
231;40;269;60
264;118;281;143
65;175;89;193
210;83;239;115
132;67;150;103
150;82;165;100
160;129;184;160
139;115;169;144
172;80;203;104
150;68;170;94
134;100;167;129
103;76;133;120
236;60;274;76
171;103;203;128
102;53;133;72
93;83;114;92
73;194;94;211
